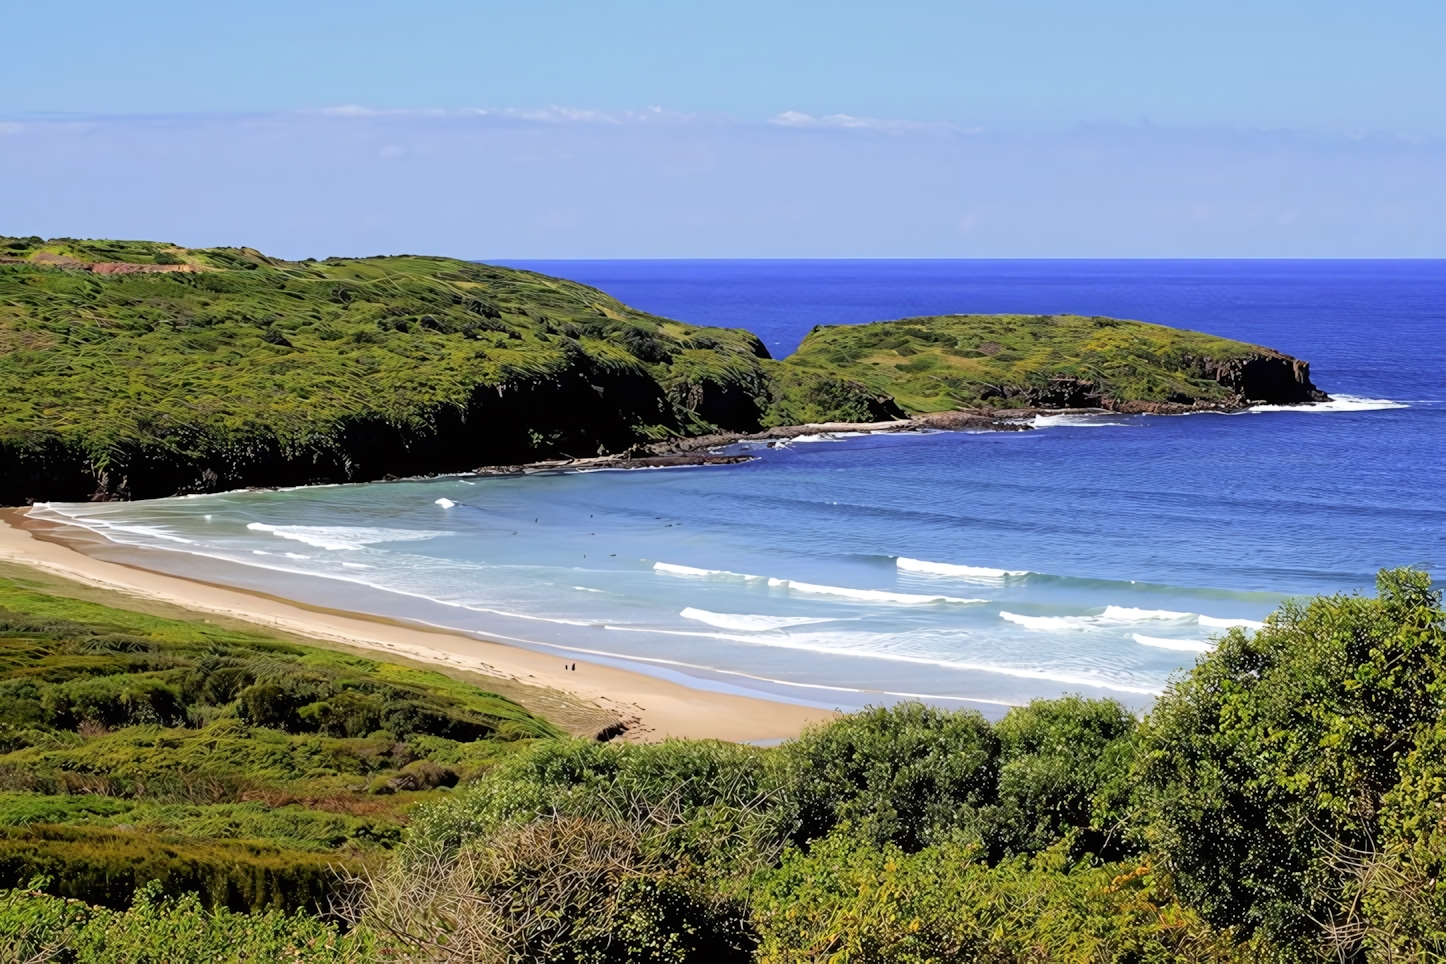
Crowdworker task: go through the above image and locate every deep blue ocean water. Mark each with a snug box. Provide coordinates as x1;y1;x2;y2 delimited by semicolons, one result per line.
33;261;1446;714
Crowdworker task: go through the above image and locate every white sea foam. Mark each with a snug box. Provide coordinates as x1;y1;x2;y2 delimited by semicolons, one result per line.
245;522;448;551
1198;614;1265;630
787;432;867;443
1133;633;1216;652
1102;606;1196;621
27;506;196;545
680;608;839;631
435;498;456;508
1247;394;1407;413
612;625;1161;695
769;578;985;605
1003;606;1262;633
896;557;1030;581
1031;414;1131;428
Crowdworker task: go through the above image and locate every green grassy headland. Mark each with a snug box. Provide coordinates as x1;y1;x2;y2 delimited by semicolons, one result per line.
2;236;1322;503
785;312;1326;414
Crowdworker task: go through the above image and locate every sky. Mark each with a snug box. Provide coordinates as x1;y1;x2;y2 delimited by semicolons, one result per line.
2;1;1443;258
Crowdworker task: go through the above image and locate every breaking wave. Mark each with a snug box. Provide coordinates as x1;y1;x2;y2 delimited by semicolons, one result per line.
1133;634;1215;652
896;557;1031;582
1001;606;1260;632
1246;394;1407;413
245;523;449;551
680;608;840;631
767;578;985;605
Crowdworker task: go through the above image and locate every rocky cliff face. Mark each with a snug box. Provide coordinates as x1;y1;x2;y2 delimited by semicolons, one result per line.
979;352;1326;412
1190;353;1328;405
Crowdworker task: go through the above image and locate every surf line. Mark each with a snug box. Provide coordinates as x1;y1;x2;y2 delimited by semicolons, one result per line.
402;617;1026;708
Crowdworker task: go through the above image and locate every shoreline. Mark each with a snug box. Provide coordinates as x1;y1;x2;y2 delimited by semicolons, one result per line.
278;404;1271;482
0;509;837;743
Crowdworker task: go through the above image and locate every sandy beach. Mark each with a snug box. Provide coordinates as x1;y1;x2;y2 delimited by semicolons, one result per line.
0;509;835;743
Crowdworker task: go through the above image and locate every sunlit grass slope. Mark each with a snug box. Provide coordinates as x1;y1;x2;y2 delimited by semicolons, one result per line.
0;236;788;501
785;313;1323;413
0;571;557;912
0;237;1323;502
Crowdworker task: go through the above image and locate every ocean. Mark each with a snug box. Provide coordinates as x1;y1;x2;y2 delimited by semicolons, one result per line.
30;261;1446;715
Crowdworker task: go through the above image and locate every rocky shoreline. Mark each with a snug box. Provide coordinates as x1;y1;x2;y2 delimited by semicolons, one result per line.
463;394;1330;477
465;408;1070;476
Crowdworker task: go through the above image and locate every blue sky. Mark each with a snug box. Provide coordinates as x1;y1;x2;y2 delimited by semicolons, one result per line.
3;1;1443;257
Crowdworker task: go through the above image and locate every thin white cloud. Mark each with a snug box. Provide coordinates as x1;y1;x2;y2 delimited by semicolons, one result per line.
2;108;1442;258
770;110;976;135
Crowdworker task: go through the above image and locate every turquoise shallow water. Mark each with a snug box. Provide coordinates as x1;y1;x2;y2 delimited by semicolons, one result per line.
31;261;1446;714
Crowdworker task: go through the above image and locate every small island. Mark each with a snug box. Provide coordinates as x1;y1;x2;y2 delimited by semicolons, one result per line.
0;236;1326;503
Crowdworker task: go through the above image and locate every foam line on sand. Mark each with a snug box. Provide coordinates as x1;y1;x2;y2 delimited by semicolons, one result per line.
0;510;835;743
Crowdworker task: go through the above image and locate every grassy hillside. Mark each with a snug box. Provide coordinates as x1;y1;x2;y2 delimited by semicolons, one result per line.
0;570;561;913
0;237;811;502
786;313;1326;414
1;237;1324;503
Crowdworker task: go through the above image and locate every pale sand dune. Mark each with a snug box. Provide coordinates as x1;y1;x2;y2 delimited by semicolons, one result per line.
0;511;835;743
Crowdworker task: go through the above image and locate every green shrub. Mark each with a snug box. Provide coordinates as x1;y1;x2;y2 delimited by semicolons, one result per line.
750;830;1257;963
45;674;186;729
776;703;998;851
1137;567;1446;958
410;737;782;875
986;696;1138;859
0;824;360;913
0;879;374;963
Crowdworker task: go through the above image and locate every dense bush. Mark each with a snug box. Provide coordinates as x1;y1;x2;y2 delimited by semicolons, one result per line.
385;700;1157;961
987;695;1137;859
0;879;373;963
750;832;1255;964
4;568;1445;961
0;576;555;913
779;702;999;852
1137;567;1446;958
0;824;356;914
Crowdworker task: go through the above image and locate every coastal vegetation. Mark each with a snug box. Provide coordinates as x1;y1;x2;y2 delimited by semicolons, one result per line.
0;569;558;914
1;237;1322;503
785;313;1326;413
2;567;1444;961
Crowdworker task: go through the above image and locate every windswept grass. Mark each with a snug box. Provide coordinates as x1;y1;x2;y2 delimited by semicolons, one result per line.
0;238;774;501
0;573;560;911
787;313;1312;412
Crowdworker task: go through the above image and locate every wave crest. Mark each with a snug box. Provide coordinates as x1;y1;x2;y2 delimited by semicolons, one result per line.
769;578;985;605
680;608;839;631
1001;606;1261;633
897;557;1030;582
245;522;449;551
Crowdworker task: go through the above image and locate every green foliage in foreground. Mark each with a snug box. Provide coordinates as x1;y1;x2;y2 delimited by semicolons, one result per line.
0;575;554;911
1138;566;1446;957
0;879;372;964
786;313;1305;413
3;570;1443;962
357;568;1445;962
750;834;1254;964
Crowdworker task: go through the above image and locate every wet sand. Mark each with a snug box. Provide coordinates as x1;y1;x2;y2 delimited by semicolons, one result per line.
0;509;836;743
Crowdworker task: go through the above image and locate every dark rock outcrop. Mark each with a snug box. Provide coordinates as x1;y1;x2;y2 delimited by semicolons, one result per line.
1188;353;1328;405
979;352;1328;413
